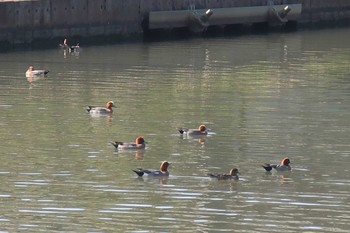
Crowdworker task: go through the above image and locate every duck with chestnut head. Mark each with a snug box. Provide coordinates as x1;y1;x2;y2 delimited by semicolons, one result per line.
86;101;115;114
178;124;208;136
262;157;291;172
111;136;146;150
133;161;170;177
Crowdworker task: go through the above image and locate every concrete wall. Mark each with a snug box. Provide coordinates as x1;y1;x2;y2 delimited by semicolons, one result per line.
301;0;350;24
0;0;350;47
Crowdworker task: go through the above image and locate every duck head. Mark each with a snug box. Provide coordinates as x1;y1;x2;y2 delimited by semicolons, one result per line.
229;168;239;176
106;101;115;109
198;124;206;132
28;66;34;71
281;157;291;166
135;136;145;144
160;161;170;172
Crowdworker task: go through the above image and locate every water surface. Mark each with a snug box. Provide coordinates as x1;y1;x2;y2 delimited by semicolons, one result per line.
0;28;350;232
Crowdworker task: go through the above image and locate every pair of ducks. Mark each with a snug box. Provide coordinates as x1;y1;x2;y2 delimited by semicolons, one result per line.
86;101;208;134
109;125;208;150
132;161;239;180
109;124;209;150
130;157;291;180
59;38;80;53
207;157;291;180
85;100;208;138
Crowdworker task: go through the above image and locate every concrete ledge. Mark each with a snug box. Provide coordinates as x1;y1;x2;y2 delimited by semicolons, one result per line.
0;0;350;50
149;4;302;29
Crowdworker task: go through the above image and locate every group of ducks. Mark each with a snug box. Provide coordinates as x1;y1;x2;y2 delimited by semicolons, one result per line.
84;101;292;181
25;39;81;79
24;40;293;181
59;38;81;54
130;157;291;181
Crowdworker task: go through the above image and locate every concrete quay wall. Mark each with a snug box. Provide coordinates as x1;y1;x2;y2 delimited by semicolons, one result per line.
0;0;350;47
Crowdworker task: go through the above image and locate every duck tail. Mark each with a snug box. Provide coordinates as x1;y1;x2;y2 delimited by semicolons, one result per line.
262;164;273;172
132;169;144;177
85;106;92;113
44;70;49;75
178;128;184;134
111;142;122;149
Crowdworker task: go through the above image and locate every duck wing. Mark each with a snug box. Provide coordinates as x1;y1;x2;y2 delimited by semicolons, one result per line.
262;164;278;172
32;70;49;76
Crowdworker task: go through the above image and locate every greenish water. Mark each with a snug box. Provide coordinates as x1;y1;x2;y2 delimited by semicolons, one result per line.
0;28;350;232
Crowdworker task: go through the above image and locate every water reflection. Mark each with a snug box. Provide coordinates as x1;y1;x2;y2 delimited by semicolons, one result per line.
136;176;169;185
114;149;146;161
63;48;80;59
179;134;207;145
27;75;45;84
89;114;113;127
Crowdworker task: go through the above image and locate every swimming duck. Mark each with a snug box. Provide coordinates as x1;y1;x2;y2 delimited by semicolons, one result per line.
208;168;240;180
59;38;80;53
178;124;208;136
262;157;291;172
70;43;81;53
111;136;146;150
25;66;49;78
59;38;69;50
86;101;115;114
133;161;170;177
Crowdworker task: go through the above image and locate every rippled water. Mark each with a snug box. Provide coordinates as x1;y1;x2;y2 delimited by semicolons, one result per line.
1;28;350;232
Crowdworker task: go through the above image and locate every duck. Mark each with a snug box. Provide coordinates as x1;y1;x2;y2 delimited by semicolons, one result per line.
25;66;49;78
86;101;115;114
208;168;240;180
70;43;80;53
59;38;69;50
262;157;291;172
111;136;146;150
178;124;208;136
59;38;80;53
133;161;170;177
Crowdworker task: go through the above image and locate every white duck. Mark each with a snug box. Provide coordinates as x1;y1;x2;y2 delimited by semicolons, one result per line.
26;66;49;78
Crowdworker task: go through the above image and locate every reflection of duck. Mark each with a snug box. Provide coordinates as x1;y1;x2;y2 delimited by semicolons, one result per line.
134;150;145;160
111;136;146;150
86;101;115;114
27;75;43;83
25;66;49;78
178;124;208;136
133;161;170;177
208;168;240;180
262;157;291;172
